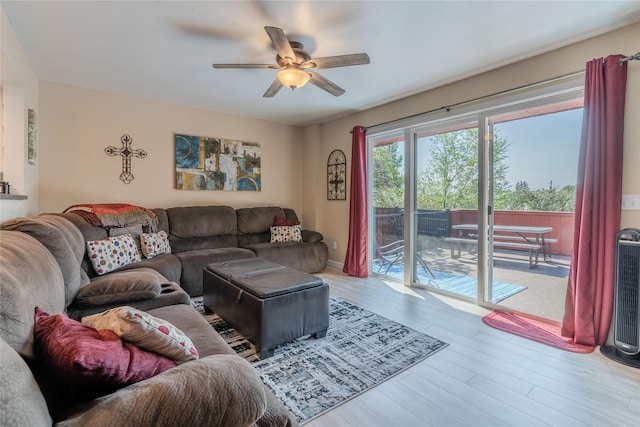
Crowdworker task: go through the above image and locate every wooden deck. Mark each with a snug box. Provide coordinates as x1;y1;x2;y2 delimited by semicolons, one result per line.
309;268;640;427
421;245;570;322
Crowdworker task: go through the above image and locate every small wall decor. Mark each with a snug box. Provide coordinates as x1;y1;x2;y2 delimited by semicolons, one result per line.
105;134;147;184
28;109;37;165
175;133;261;191
327;149;346;200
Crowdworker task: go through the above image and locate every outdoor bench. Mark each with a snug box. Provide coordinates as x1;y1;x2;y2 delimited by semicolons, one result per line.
492;235;558;260
444;237;543;268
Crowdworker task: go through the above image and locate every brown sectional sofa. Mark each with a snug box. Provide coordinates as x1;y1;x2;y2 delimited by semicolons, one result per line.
58;205;328;300
0;210;305;426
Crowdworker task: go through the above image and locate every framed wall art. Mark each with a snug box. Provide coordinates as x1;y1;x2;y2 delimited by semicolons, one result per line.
327;149;346;200
28;109;37;165
175;133;261;191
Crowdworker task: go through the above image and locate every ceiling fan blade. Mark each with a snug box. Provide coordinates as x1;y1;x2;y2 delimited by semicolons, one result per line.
263;79;284;97
212;63;280;69
308;72;345;97
303;53;370;69
264;26;296;63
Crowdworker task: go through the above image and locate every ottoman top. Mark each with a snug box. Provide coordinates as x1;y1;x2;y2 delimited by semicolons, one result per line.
230;268;325;299
207;258;284;279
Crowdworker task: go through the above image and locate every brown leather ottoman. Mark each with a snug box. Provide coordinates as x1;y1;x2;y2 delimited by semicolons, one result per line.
203;258;329;358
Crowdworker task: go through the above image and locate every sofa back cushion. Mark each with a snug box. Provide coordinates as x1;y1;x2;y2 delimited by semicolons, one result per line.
237;207;291;246
0;230;65;359
1;215;89;308
166;206;238;252
152;208;170;233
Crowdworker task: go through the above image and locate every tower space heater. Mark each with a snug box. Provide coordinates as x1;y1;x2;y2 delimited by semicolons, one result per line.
601;228;640;368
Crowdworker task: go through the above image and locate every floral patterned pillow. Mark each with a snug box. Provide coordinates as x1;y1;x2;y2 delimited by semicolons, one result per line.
82;306;199;363
140;231;172;259
86;234;141;275
270;225;302;243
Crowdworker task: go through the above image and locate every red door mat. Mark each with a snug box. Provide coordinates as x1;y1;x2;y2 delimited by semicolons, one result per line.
482;310;595;354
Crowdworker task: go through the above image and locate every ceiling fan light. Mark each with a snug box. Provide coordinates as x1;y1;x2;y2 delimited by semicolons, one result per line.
277;67;310;90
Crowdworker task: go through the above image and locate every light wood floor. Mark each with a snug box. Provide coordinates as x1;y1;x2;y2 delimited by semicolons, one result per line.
307;268;640;427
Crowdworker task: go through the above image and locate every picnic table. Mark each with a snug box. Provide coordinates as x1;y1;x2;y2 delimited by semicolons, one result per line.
445;224;556;268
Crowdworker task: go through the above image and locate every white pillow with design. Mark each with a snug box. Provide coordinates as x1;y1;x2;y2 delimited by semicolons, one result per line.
140;231;172;259
82;306;199;363
270;224;302;243
109;224;143;253
86;234;141;275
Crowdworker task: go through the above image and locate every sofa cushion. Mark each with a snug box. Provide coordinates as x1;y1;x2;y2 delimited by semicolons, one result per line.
270;225;302;242
237;206;287;246
86;234;142;275
0;337;53;427
34;308;176;393
66;282;191;321
115;253;182;283
147;304;234;357
140;230;172;258
237;206;285;235
302;229;324;243
0;230;66;359
243;241;329;274
174;247;256;297
54;355;267;427
74;268;165;307
1;215;90;307
166;206;238;252
82;306;199;362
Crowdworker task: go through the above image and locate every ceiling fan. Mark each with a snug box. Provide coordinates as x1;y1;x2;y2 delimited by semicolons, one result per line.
212;26;370;97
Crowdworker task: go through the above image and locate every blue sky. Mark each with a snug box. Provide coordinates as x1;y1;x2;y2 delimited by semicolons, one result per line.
410;108;583;190
495;109;582;189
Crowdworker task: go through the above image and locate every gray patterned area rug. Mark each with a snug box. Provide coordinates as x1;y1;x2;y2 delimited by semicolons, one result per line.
194;296;448;424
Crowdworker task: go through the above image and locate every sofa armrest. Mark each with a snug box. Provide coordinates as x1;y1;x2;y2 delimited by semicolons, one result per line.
301;229;323;243
57;355;267;427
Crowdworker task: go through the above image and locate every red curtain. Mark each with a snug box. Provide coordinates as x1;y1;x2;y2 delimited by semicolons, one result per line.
561;55;627;346
343;126;368;277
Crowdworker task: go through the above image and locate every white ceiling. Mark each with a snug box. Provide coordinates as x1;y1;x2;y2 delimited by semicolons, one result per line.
3;1;640;127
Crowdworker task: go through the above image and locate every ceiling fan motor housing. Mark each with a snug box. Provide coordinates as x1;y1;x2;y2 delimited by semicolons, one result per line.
276;41;311;67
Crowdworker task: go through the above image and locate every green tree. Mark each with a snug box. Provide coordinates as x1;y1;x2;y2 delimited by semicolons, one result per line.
373;143;404;208
507;181;575;211
417;128;510;209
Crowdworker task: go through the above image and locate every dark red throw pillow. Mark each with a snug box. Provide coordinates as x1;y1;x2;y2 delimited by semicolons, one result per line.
273;215;300;226
33;307;176;393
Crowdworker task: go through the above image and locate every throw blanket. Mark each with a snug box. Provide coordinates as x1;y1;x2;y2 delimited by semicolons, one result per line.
64;204;158;232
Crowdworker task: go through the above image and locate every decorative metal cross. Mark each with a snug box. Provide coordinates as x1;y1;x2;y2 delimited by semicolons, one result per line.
105;134;147;184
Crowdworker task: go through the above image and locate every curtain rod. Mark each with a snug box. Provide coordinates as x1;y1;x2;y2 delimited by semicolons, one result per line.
350;70;584;133
620;51;640;64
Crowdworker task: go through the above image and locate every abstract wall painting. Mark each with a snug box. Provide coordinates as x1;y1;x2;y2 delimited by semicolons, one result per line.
175;134;261;191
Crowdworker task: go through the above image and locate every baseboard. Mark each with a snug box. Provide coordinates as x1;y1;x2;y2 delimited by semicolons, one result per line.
327;259;344;270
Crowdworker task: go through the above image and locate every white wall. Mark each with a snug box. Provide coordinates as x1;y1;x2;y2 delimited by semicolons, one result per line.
0;5;39;222
311;22;640;267
38;82;304;216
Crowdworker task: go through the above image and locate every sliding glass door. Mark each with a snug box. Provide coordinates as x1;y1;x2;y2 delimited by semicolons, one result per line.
370;131;406;282
369;75;583;322
411;120;481;300
486;103;581;321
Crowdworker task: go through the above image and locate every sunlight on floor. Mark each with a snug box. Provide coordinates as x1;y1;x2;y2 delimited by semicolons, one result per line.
321;267;492;318
380;277;426;299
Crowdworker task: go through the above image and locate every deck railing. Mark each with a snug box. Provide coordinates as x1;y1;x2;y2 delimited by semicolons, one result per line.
375;208;574;256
